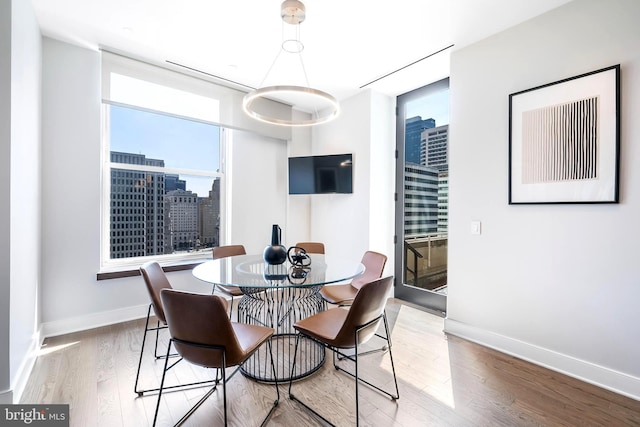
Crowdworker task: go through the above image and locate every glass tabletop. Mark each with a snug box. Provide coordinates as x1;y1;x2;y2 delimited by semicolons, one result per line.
192;254;364;289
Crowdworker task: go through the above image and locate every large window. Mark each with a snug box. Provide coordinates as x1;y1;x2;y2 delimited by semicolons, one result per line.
102;73;223;269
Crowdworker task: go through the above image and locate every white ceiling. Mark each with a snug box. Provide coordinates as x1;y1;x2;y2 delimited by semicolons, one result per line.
32;0;572;102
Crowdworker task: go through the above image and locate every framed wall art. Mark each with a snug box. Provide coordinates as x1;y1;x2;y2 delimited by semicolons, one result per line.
509;64;620;204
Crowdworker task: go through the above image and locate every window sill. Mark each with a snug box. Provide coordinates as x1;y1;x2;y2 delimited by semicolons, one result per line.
96;260;206;281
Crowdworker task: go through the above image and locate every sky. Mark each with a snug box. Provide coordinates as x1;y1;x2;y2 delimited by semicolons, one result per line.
110;104;221;197
405;88;450;126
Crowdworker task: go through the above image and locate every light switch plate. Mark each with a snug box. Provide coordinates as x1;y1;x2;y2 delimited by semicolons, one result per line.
470;220;481;235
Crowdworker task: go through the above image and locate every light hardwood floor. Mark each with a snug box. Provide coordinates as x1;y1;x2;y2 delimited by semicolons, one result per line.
21;298;640;426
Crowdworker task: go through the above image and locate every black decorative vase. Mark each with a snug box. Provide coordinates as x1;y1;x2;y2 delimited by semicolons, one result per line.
263;224;287;265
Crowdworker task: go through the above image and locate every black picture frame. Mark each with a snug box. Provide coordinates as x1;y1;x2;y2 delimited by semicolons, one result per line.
509;64;620;204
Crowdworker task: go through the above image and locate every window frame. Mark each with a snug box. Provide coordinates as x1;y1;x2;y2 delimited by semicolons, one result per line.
99;101;227;273
394;77;449;313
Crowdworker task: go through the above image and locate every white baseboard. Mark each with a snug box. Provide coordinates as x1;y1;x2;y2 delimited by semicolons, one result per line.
444;318;640;401
41;304;149;339
10;327;43;404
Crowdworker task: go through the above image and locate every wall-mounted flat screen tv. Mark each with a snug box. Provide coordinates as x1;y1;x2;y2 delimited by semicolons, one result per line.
288;154;353;194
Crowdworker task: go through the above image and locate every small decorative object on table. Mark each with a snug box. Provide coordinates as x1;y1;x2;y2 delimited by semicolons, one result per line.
287;246;312;267
263;224;287;265
287;246;311;284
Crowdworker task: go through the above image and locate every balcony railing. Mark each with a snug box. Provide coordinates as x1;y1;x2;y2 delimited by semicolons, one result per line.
404;233;447;294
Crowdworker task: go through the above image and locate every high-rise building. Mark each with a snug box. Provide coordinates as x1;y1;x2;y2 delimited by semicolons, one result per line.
109;152;165;259
164;189;199;252
420;124;449;233
165;174;186;192
405;116;435;165
404;164;439;237
403;118;440;239
198;178;220;248
145;169;166;255
421;124;449;173
437;172;448;233
110;152;219;257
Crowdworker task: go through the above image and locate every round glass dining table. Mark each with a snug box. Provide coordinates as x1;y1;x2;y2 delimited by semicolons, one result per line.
192;253;365;383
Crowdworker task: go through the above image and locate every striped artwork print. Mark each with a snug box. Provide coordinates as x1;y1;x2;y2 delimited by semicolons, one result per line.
521;96;599;184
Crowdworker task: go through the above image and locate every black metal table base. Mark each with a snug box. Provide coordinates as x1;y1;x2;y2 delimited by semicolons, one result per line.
238;286;326;383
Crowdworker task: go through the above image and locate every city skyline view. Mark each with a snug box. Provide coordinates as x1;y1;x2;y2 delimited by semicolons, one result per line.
108;104;222;259
109;150;221;258
109;104;221;197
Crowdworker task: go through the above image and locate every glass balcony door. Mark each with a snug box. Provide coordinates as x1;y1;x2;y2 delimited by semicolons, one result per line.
394;78;449;315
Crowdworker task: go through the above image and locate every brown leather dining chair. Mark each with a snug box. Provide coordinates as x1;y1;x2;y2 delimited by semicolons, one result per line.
288;276;399;426
135;261;226;396
212;244;246;320
319;250;387;307
294;241;325;254
154;289;279;427
320;251;390;359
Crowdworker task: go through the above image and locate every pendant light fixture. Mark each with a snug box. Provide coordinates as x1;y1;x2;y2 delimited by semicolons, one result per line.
242;0;340;127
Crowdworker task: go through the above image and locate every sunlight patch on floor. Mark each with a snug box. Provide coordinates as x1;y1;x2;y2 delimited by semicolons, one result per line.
381;304;456;408
38;341;80;356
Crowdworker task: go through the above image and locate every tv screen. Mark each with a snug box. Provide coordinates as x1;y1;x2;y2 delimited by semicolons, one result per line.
288;154;353;194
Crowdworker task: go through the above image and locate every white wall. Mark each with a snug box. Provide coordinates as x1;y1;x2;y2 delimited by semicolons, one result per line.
41;38;147;334
0;0;41;403
8;0;41;403
368;91;396;264
311;90;395;275
285;110;313;247
228;129;288;252
445;0;640;399
0;0;13;404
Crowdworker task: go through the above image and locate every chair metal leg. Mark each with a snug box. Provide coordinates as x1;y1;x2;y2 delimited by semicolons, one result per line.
134;305;152;395
290;315;399;427
222;351;228;426
288;334;336;427
135;304;219;396
382;312;400;400
152;340;172;427
355;338;360;427
261;339;280;426
153;339;219;427
154;338;279;427
154;319;163;358
333;316;399;401
135;305;179;395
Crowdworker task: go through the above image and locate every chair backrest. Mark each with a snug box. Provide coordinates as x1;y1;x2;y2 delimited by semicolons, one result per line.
333;276;393;348
212;244;246;259
160;289;246;367
351;250;387;290
139;261;173;324
294;242;325;254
